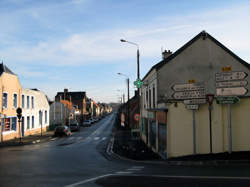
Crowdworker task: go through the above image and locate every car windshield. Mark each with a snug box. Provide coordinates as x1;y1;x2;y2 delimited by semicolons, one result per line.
1;1;249;187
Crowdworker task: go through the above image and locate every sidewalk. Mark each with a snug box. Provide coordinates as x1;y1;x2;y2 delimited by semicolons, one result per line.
0;131;54;147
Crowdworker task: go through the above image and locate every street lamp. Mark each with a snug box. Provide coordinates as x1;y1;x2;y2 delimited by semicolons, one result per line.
120;39;140;82
117;72;130;129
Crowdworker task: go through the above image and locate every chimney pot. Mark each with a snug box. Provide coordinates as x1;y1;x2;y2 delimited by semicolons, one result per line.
162;50;172;60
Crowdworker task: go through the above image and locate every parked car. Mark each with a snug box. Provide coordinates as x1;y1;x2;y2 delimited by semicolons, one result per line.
69;122;80;131
89;118;95;124
54;126;72;137
82;120;92;127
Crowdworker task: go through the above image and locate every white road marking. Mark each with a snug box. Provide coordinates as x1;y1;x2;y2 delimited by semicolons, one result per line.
94;137;100;140
127;168;142;171
64;174;113;187
68;137;74;141
77;137;82;140
101;137;106;141
115;171;133;174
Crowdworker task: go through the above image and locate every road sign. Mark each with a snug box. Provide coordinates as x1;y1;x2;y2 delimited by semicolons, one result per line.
216;80;248;88
216;87;247;96
216;96;240;104
134;113;140;122
184;99;206;105
186;105;199;110
172;82;204;92
134;79;143;88
172;90;205;99
215;71;247;82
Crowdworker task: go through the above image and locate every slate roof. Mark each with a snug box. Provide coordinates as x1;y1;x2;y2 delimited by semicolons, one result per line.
0;63;16;76
55;91;86;101
142;30;250;81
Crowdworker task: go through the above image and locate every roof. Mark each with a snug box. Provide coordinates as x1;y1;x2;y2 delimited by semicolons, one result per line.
55;91;86;100
0;63;16;76
142;30;250;81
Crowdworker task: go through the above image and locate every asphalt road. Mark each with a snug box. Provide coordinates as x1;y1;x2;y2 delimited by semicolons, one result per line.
1;112;250;187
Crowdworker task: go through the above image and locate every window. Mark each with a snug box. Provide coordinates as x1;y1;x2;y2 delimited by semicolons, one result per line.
45;110;47;124
27;116;30;130
22;95;25;108
11;117;17;131
149;89;152;109
146;90;148;108
3;117;17;132
27;96;30;109
31;96;34;109
13;93;17;108
32;116;34;128
2;93;8;109
153;86;156;108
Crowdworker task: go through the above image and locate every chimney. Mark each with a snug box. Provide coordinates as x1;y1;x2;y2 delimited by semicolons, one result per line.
64;88;68;93
162;50;172;60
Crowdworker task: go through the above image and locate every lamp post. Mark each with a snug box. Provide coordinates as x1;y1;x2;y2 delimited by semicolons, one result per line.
120;39;140;82
117;73;130;129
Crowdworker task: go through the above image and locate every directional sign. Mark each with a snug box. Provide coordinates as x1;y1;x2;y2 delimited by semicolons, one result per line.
216;80;248;88
215;71;247;82
172;83;204;92
216;96;240;104
184;99;207;105
172;90;205;99
186;105;199;110
216;87;248;96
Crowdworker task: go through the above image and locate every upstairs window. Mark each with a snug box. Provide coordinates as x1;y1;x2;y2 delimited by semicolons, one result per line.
22;95;25;108
153;86;156;108
27;96;30;109
31;96;34;109
2;93;8;109
13;93;17;108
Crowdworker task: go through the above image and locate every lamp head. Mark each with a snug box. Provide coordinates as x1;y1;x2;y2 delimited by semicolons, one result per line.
120;39;126;42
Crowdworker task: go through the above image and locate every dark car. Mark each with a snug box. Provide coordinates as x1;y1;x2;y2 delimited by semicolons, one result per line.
54;126;72;137
82;120;92;127
69;122;80;131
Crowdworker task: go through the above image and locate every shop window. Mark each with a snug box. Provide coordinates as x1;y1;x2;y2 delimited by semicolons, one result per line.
27;116;30;129
32;116;34;128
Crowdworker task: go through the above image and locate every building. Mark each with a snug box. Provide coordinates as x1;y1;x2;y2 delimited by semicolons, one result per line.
49;101;70;127
21;88;50;136
0;63;22;141
55;89;87;123
141;31;250;159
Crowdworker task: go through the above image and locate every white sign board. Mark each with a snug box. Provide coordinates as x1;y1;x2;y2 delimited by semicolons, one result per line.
172;83;204;92
216;80;248;88
216;87;247;96
215;71;247;82
186;105;199;110
184;99;207;105
172;90;205;99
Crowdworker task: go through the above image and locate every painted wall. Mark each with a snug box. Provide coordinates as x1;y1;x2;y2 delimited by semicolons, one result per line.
0;72;22;141
21;88;50;136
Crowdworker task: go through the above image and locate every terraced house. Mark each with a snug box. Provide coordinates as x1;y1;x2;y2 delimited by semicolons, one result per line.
0;63;22;141
141;31;250;159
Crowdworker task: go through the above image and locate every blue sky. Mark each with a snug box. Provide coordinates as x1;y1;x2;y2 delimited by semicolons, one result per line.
0;0;249;103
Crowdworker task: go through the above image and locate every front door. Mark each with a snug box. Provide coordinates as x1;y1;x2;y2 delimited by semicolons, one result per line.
21;117;25;137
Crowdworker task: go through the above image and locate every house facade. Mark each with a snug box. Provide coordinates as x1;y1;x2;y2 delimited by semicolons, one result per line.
0;64;22;141
141;31;250;159
21;88;50;136
49;101;70;126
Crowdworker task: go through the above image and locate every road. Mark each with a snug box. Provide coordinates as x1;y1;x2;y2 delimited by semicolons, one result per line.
1;112;250;187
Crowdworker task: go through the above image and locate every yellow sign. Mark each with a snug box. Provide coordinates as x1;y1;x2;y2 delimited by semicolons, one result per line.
222;66;232;72
188;79;196;83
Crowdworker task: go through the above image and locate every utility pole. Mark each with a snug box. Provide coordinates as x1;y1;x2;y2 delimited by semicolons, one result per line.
127;78;130;129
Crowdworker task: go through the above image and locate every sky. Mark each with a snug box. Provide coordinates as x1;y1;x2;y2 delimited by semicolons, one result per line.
0;0;249;103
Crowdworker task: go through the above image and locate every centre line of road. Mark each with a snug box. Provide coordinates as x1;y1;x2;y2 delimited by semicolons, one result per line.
64;174;113;187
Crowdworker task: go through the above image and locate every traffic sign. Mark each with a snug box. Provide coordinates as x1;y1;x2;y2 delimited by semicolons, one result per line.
216;87;247;96
186;105;199;110
134;79;143;88
172;90;205;99
172;82;204;92
216;96;240;104
215;71;247;82
134;113;140;122
183;99;206;105
216;80;248;88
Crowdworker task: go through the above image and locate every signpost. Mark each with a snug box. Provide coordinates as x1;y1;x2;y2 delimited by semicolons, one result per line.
215;69;248;154
16;107;22;143
172;82;206;155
